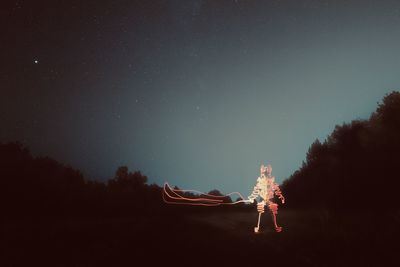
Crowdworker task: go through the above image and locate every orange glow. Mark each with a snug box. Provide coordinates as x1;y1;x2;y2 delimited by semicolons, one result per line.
162;183;249;206
162;163;285;234
249;164;285;233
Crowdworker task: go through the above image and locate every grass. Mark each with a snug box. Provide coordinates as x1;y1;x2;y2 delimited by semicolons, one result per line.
0;208;398;266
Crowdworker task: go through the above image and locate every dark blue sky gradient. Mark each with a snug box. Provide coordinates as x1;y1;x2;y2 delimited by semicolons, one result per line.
2;0;400;194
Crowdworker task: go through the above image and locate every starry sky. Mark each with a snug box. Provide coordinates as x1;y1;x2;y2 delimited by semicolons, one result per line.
2;0;400;194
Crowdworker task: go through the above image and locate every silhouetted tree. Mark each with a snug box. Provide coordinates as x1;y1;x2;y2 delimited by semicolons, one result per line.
206;189;232;203
108;166;148;191
282;91;400;211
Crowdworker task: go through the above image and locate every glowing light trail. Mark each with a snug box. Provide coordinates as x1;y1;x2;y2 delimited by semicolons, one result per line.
162;163;285;233
162;183;249;206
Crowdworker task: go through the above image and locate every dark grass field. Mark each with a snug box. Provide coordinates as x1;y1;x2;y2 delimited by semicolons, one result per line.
1;208;398;266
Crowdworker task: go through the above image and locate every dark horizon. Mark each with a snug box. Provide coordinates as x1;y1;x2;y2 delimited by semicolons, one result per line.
3;1;400;265
0;88;395;191
1;88;400;265
3;0;400;194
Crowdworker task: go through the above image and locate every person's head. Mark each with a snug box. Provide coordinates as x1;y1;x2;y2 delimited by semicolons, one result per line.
260;164;272;176
266;164;272;175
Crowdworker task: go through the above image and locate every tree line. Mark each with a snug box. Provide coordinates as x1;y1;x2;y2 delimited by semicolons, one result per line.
0;142;238;219
2;91;400;218
281;91;400;211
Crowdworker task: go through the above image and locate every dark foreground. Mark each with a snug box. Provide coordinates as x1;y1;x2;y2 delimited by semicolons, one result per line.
1;209;398;266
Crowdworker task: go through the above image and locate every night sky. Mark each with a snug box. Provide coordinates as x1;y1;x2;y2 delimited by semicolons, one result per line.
3;0;400;194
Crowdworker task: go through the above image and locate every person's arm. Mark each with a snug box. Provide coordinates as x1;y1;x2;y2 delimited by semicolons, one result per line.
248;183;261;203
273;183;285;204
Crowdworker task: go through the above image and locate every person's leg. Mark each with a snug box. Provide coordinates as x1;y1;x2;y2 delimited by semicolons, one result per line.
268;201;282;232
254;202;265;233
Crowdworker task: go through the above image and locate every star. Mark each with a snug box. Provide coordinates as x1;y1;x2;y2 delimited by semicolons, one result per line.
34;60;39;64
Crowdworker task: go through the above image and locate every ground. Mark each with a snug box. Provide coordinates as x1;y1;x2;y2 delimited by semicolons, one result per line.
1;209;398;266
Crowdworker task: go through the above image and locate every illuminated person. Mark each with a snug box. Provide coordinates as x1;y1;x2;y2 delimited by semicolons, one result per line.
248;164;285;233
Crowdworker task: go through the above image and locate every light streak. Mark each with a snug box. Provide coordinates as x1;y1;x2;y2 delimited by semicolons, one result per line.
162;163;286;234
162;183;249;206
168;184;247;200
